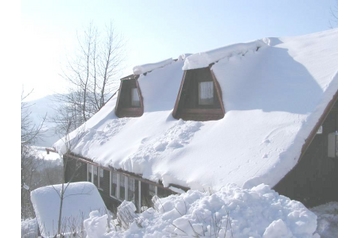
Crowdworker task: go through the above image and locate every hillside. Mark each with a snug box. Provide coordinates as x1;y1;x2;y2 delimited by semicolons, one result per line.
24;94;64;147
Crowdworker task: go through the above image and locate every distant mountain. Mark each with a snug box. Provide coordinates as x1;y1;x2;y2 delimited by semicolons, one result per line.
24;94;64;147
24;92;116;147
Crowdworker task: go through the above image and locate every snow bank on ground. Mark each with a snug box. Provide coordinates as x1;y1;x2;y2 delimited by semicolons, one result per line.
84;184;320;238
30;182;108;237
21;218;38;238
21;192;338;238
310;202;338;238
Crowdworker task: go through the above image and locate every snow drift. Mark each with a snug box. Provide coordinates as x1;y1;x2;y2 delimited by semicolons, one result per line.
84;184;319;238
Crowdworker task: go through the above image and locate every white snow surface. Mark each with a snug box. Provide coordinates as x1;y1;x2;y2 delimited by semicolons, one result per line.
133;58;175;75
182;38;269;70
53;28;338;193
22;184;338;237
30;182;108;237
84;184;321;238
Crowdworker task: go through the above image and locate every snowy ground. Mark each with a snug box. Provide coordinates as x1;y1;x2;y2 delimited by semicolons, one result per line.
22;184;338;238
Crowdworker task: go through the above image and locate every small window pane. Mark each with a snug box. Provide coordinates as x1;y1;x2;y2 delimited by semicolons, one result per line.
87;164;93;182
131;88;140;107
198;81;214;105
93;166;98;187
98;168;104;189
119;174;126;200
149;184;156;197
328;131;338;158
111;172;118;198
128;177;135;201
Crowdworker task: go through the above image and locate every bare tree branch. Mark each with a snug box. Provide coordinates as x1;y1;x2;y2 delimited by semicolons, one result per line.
53;22;125;136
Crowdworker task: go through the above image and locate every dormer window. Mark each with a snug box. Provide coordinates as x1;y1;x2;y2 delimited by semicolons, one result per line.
131;88;140;107
115;74;144;118
172;66;225;121
198;81;214;105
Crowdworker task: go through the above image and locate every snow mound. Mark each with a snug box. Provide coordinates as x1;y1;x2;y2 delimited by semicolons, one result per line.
310;202;338;238
30;182;108;237
84;183;318;237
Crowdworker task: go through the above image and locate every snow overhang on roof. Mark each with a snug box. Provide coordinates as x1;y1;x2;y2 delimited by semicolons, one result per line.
182;38;270;70
133;58;174;75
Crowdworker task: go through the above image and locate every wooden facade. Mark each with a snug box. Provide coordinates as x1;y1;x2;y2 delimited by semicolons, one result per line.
172;67;225;121
63;153;188;214
273;95;338;208
115;74;144;118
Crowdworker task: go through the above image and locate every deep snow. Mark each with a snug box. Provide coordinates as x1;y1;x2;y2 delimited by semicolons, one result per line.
23;180;338;238
30;182;108;237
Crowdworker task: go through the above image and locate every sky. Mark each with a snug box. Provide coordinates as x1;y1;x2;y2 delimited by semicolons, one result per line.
19;0;339;101
23;180;337;237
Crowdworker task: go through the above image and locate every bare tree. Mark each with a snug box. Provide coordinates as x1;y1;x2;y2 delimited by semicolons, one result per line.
21;88;47;219
37;21;124;235
329;0;338;28
55;122;86;236
52;120;111;237
21;88;47;145
52;22;125;135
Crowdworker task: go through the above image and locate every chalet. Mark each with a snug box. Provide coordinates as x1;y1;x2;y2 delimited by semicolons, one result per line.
53;28;338;214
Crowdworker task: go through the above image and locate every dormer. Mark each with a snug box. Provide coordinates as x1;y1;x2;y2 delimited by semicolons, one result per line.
115;74;144;118
172;66;225;121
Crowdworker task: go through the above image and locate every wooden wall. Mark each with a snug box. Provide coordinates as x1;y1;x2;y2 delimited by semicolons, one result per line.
63;155;179;214
273;99;338;208
63;156;87;183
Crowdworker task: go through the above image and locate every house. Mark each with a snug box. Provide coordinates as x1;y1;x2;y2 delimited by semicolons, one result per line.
53;28;338;214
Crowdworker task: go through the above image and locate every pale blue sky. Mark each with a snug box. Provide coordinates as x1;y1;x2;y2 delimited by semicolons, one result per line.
20;0;338;100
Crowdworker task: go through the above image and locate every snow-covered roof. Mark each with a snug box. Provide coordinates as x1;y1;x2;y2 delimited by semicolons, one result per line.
30;182;108;237
133;58;174;75
54;28;338;193
182;39;269;70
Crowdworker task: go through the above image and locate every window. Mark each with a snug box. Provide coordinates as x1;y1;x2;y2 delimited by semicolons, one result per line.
119;174;126;200
198;81;214;105
128;177;135;201
87;164;93;182
328;131;338;158
149;184;157;197
131;88;140;107
110;171;119;198
98;168;104;190
316;125;323;134
93;166;98;187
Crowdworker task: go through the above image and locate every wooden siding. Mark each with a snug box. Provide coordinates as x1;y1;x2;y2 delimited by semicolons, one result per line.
273;96;338;208
172;67;225;121
63;153;184;214
115;75;144;118
63;156;87;183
